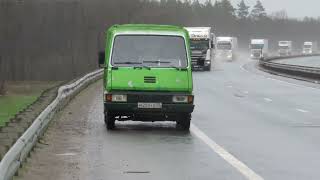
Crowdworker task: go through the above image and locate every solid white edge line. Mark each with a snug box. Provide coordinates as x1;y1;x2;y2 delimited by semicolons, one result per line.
296;109;309;113
263;98;273;102
191;124;264;180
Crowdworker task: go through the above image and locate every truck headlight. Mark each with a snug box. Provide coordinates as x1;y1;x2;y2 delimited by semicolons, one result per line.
173;95;193;103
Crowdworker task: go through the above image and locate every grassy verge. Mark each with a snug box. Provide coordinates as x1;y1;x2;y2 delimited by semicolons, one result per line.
0;81;60;127
0;95;38;127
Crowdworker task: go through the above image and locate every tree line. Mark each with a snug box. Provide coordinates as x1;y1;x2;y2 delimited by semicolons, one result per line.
0;0;319;94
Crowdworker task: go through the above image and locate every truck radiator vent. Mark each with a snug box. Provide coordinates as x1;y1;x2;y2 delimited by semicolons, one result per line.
144;76;156;83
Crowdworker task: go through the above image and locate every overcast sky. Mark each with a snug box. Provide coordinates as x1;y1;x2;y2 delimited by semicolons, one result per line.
199;0;320;18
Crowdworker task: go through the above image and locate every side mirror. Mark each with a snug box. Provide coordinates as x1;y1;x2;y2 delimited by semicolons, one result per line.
98;51;105;68
211;43;215;49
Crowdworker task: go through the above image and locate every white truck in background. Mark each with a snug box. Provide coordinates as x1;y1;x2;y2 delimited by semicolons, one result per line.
216;37;238;61
185;27;215;71
302;41;318;55
250;39;269;59
278;41;292;56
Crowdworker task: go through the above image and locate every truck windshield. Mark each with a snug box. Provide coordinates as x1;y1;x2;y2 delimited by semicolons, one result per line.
190;40;209;51
217;42;231;50
279;46;289;50
111;35;187;68
251;44;264;49
304;45;312;48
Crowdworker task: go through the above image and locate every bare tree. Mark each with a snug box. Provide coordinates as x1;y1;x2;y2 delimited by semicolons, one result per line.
0;0;319;83
270;10;288;20
0;56;5;95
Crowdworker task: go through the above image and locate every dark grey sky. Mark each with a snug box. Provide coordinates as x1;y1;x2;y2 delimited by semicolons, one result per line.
200;0;319;18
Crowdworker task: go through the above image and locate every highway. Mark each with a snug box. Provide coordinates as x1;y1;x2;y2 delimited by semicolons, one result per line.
17;57;320;180
277;56;320;67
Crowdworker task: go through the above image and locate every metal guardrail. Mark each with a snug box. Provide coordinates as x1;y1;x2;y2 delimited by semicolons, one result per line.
259;54;320;80
0;69;103;180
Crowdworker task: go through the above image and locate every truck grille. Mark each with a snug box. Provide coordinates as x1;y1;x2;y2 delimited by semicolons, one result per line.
191;59;204;66
128;94;172;103
253;53;261;57
144;76;156;83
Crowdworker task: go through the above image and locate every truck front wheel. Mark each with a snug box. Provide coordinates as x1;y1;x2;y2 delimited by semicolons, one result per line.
204;66;211;71
176;113;191;131
105;111;115;130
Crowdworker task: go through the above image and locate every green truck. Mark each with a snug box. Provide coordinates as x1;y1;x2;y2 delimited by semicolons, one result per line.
98;24;194;130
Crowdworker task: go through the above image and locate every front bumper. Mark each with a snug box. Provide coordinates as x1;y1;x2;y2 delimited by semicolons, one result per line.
104;92;195;114
104;102;194;113
251;55;261;59
216;53;233;60
191;57;211;70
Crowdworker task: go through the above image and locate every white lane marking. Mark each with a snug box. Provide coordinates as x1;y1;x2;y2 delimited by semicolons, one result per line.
243;91;249;94
240;64;252;73
263;98;273;102
296;109;309;113
191;124;264;180
56;153;77;156
240;64;320;91
227;85;233;88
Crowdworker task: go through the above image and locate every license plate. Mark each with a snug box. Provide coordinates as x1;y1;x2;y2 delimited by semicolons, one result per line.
138;102;162;109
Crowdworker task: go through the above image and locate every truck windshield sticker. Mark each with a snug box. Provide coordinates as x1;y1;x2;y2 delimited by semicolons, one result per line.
190;34;209;39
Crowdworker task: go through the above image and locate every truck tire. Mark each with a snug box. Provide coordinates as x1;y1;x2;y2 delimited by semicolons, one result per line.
176;113;191;131
205;66;211;71
105;111;115;130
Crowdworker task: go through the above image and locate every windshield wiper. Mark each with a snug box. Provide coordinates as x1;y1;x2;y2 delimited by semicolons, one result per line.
143;60;171;64
114;61;142;65
113;61;151;70
134;64;151;70
170;65;187;71
143;60;186;70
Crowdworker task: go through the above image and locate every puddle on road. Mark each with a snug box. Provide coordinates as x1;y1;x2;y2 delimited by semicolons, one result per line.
159;135;193;145
56;152;78;156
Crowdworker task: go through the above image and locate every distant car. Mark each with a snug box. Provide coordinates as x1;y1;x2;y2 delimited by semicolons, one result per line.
98;24;194;130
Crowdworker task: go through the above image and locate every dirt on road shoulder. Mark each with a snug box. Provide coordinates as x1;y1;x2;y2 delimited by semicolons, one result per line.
15;80;102;180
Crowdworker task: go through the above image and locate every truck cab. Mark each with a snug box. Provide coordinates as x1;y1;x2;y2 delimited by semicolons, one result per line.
216;37;238;61
98;24;194;130
185;27;215;71
250;39;269;59
302;42;318;55
278;41;292;56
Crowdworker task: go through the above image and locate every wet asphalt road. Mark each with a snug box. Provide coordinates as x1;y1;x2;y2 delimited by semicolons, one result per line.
277;56;320;67
18;57;320;180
